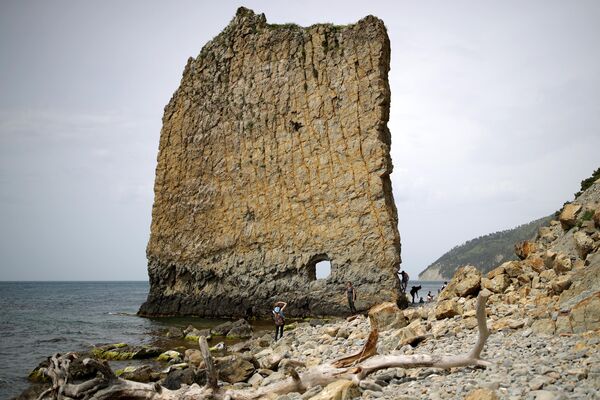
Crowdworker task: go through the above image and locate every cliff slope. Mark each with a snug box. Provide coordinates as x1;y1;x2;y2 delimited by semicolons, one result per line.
434;172;600;336
419;215;553;280
139;8;401;318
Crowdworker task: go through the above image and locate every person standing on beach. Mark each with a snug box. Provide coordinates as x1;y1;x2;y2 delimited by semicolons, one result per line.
346;281;357;314
272;301;286;341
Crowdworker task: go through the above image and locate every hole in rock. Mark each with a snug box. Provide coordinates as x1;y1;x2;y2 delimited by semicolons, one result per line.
307;254;332;281
315;260;331;280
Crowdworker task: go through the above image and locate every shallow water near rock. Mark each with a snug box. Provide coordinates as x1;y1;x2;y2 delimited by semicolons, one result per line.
0;281;274;399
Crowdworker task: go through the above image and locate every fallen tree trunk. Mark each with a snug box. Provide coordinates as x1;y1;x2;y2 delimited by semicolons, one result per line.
37;290;493;400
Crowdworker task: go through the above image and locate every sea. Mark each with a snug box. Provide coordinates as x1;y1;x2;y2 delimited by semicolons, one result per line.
0;280;443;399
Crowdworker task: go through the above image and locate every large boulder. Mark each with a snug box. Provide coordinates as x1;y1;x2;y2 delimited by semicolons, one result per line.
392;319;428;346
368;302;407;331
185;328;211;341
502;261;523;278
438;265;481;301
559;203;582;230
227;319;253;338
215;354;255;383
184;349;204;366
434;299;463;320
119;365;157;383
212;321;234;336
557;253;600;333
515;240;537;260
161;367;206;390
574;231;594;259
482;274;510;293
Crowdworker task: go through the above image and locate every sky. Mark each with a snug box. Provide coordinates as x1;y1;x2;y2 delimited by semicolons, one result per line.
1;1;599;281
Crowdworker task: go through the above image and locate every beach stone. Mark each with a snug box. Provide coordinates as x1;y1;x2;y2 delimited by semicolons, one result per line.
435;299;462;319
138;8;402;319
492;317;525;331
261;371;286;387
184;328;211;342
368;302;407;331
227;319;253;338
215;354;255;383
464;388;498;400
184;349;203;366
392;319;428;347
528;390;567;400
165;326;184;338
161;367;206;390
157;350;182;362
119;365;156;383
258;352;283;370
323;326;340;337
301;386;323;399
212;321;234;336
248;373;264;387
308;379;359;400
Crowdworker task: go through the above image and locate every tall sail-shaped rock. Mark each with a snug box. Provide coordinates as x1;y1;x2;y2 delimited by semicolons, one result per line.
139;8;401;317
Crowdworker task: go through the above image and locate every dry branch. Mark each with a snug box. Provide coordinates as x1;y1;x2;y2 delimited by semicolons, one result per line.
38;291;493;400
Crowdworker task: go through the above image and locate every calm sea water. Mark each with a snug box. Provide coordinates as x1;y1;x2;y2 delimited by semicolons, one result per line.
0;281;233;399
0;280;442;399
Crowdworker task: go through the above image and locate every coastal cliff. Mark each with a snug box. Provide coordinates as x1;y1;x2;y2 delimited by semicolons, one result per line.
139;8;401;318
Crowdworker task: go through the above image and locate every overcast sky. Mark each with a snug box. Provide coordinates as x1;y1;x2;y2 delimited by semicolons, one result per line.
1;1;599;281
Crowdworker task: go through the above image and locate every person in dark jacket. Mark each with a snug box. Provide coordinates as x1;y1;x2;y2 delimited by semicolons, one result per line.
346;282;357;314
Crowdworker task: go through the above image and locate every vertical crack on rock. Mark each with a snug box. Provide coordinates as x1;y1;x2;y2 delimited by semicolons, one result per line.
139;8;402;318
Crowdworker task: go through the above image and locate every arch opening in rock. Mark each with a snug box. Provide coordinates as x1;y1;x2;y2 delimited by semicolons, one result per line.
306;254;332;281
315;260;332;280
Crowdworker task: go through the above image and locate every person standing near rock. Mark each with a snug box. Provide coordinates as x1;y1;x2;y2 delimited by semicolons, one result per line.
346;282;357;314
272;301;286;341
400;270;409;292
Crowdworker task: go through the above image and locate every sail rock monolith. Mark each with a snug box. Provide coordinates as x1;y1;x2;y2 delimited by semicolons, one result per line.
139;7;401;318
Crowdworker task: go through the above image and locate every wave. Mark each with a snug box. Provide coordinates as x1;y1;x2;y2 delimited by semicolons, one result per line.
35;337;67;344
107;312;137;316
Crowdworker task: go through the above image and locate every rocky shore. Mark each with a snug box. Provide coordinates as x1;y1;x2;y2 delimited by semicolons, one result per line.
22;299;598;400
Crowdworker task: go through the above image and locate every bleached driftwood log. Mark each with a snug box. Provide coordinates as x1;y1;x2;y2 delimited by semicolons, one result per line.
38;291;493;400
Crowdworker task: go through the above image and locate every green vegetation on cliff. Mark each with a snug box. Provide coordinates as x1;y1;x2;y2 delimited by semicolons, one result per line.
574;167;600;197
419;215;553;280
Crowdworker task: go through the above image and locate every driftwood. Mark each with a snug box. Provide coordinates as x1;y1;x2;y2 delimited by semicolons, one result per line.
38;291;493;400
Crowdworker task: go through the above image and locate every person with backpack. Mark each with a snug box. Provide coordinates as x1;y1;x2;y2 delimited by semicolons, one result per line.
272;301;287;340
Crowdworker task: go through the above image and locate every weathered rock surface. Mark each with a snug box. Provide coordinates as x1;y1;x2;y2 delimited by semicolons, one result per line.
139;7;401;318
368;302;407;331
559;203;582;230
438;265;481;301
